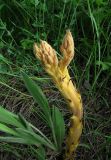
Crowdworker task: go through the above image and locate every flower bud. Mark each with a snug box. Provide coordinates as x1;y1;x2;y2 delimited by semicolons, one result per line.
59;30;74;71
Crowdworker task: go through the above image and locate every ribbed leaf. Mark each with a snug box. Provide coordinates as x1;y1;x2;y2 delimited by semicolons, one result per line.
22;72;51;124
52;106;65;150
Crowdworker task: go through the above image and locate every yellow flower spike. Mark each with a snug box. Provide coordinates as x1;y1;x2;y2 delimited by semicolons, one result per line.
33;30;83;160
33;41;58;77
59;30;74;71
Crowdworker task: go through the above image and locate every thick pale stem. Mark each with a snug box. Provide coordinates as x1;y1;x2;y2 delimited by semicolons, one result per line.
50;68;83;160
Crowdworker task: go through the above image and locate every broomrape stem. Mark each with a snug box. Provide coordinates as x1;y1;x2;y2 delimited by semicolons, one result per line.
33;30;83;160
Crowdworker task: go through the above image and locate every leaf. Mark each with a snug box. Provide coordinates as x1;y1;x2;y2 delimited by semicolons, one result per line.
95;0;104;6
16;128;55;150
0;123;19;136
51;106;65;150
0;4;5;11
20;39;33;49
105;136;111;143
96;61;111;71
0;107;24;128
30;146;46;160
18;114;33;131
0;54;12;65
0;41;5;48
15;128;42;145
36;146;46;160
0;106;56;150
22;72;51;124
79;143;90;149
0;137;36;144
16;128;44;143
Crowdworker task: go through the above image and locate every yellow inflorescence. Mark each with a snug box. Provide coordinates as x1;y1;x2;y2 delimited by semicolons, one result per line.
34;30;83;160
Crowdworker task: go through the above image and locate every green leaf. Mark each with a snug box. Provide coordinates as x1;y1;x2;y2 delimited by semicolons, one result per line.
36;146;46;160
20;39;33;49
16;128;55;150
106;136;111;143
79;143;90;149
0;137;36;144
96;61;111;71
0;106;56;150
0;123;19;136
22;72;51;124
0;107;24;128
15;128;42;145
95;0;104;6
16;128;45;143
51;106;65;150
18;114;33;131
0;54;12;65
